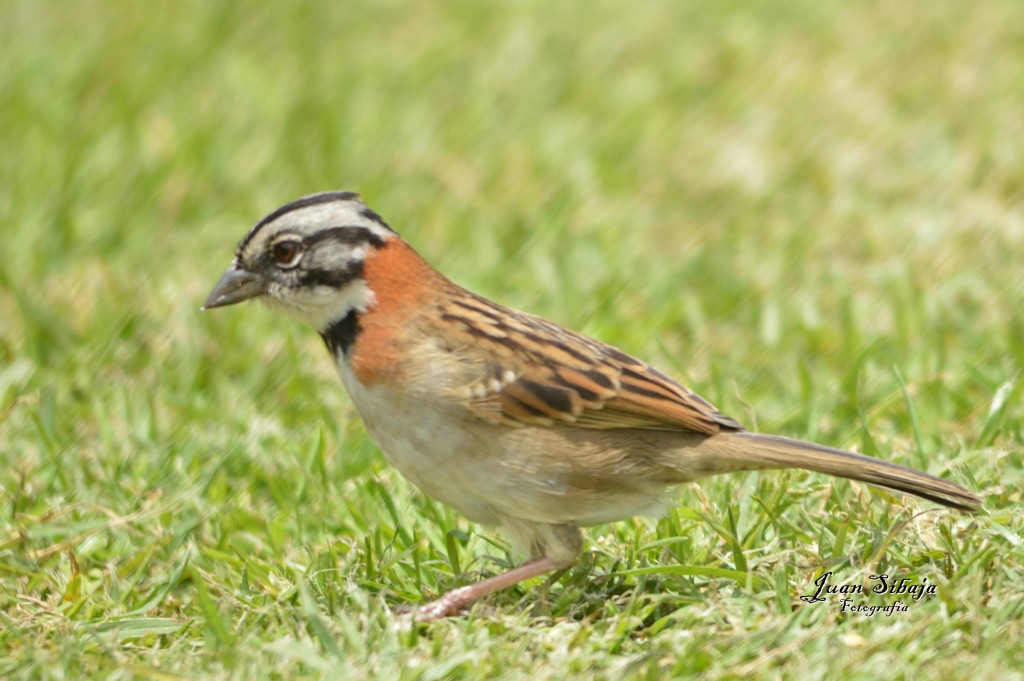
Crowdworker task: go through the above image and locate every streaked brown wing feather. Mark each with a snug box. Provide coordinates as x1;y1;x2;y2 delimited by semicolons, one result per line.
439;290;744;434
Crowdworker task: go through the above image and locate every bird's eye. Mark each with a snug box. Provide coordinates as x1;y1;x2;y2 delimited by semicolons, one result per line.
271;240;302;267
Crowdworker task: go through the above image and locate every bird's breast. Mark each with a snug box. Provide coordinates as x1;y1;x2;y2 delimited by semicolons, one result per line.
334;358;507;524
334;357;685;529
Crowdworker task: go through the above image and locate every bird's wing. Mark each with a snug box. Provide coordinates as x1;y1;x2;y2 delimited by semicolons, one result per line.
436;292;744;434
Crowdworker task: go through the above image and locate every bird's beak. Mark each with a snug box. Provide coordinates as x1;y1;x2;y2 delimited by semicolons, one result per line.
203;266;268;310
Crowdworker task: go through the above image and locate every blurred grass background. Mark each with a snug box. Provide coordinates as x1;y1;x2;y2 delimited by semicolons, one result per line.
2;0;1022;678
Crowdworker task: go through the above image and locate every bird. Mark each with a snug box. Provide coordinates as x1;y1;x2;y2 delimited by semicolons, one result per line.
204;191;981;620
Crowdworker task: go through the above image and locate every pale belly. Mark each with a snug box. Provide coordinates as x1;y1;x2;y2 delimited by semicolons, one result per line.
338;364;511;524
337;364;678;529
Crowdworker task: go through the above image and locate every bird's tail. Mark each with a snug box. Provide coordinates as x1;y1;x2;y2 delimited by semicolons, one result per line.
690;432;981;511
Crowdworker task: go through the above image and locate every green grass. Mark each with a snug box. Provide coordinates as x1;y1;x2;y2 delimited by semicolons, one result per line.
2;0;1023;678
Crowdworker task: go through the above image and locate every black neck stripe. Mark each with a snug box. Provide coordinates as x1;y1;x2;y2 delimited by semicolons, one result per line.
321;310;360;356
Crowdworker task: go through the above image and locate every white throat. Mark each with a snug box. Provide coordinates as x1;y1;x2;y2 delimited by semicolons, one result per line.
265;278;376;333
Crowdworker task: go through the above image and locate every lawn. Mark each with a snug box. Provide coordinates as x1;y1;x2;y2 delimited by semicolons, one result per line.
2;0;1022;678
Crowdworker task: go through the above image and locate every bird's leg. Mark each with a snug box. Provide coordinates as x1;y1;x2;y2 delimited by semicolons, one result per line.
415;556;563;620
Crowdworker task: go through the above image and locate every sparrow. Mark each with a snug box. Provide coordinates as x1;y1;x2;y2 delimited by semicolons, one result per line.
204;191;981;620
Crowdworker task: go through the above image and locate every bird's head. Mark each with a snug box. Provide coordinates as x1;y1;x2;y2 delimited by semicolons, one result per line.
204;191;396;333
